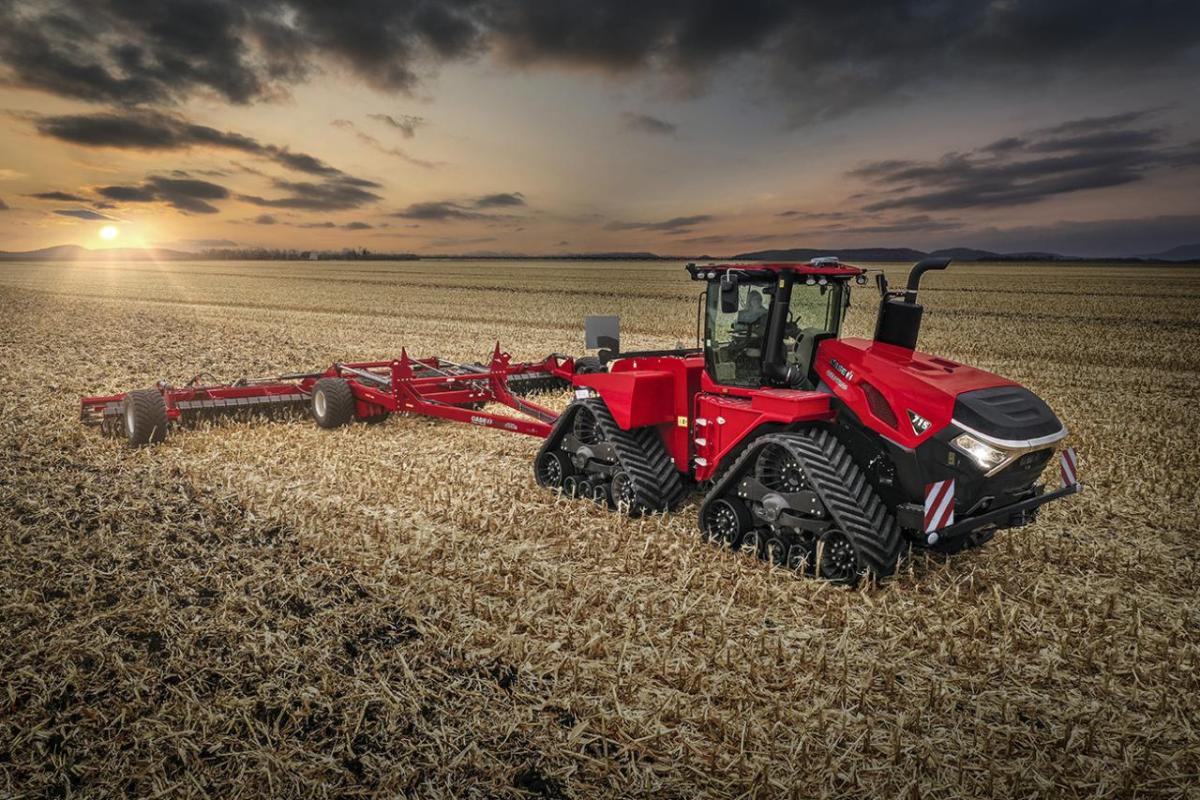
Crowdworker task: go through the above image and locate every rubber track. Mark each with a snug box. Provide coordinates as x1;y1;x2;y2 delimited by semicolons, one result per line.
535;398;686;513
700;429;903;580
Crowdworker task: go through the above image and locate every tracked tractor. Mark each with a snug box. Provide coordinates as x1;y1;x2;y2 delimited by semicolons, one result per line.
82;258;1081;585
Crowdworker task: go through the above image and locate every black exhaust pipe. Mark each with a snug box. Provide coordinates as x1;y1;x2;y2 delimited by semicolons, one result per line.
873;257;951;350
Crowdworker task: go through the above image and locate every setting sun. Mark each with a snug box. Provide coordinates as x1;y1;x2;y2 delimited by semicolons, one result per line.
98;224;119;241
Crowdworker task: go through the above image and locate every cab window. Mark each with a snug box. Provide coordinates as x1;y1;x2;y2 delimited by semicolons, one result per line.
706;283;772;387
781;281;844;386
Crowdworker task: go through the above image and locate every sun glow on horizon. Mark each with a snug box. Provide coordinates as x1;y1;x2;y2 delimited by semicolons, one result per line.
98;225;119;241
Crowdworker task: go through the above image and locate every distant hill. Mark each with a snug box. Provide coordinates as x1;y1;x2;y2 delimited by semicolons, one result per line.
1143;243;1200;261
730;245;1200;263
0;245;192;261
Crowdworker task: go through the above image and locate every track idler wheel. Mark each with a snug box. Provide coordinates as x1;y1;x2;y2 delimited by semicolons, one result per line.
122;389;169;446
702;497;753;549
816;529;860;584
311;378;355;429
535;450;574;490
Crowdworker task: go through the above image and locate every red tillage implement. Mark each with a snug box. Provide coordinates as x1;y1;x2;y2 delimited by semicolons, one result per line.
81;345;574;442
82;259;1083;585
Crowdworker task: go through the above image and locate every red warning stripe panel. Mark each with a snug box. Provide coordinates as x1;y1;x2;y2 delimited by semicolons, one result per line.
1060;446;1079;488
924;479;956;533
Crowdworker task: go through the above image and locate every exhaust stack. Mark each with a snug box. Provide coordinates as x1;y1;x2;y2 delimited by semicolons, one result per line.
873;257;951;350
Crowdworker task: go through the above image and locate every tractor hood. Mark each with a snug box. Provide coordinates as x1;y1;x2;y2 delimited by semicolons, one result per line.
813;337;1064;450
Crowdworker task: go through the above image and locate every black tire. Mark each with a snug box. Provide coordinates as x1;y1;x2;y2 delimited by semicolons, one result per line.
311;378;355;429
702;497;753;549
535;450;574;489
363;412;390;425
123;389;169;446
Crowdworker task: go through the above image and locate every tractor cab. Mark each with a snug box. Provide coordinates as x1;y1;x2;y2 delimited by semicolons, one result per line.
687;260;865;390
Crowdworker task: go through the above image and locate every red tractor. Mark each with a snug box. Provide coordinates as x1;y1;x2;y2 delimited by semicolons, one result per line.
82;258;1081;584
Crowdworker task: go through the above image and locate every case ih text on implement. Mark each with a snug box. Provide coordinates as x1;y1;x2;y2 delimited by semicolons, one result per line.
82;258;1083;585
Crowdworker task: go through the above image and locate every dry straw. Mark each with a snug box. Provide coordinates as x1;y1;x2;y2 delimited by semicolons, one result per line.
1;259;1197;798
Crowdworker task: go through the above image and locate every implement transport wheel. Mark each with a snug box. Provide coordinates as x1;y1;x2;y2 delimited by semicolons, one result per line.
535;450;574;489
363;412;390;425
817;529;862;586
703;497;752;549
311;378;355;429
123;389;169;446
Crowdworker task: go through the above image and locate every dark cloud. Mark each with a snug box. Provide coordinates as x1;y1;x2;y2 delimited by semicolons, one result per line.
394;201;486;221
2;3;1194;120
97;176;231;213
97;185;157;202
331;119;440;168
35;110;355;179
55;208;116;220
393;192;526;221
240;178;382;211
342;221;373;230
622;112;676;136
473;192;525;208
28;191;88;202
251;214;279;225
677;233;779;246
849;112;1199;212
807;215;965;235
604;214;713;233
93;201;117;210
369;113;426;138
1036;109;1163;137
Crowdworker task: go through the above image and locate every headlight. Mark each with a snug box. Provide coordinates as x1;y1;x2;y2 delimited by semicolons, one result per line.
952;432;1008;472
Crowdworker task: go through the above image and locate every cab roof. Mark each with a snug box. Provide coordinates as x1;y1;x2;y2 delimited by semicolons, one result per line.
686;260;865;279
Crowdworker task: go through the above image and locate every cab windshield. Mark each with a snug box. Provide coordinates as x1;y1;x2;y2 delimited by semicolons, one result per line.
706;277;845;388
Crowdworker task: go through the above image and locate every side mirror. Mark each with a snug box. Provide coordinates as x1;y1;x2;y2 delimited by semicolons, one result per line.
720;273;739;313
875;273;889;297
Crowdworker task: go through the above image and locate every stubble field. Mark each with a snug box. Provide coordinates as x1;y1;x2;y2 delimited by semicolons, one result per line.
1;258;1198;799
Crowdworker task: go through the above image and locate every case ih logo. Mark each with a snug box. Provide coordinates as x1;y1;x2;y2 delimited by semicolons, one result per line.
830;359;854;382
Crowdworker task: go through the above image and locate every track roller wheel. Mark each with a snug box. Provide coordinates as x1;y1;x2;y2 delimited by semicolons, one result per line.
702;497;753;549
590;481;611;507
311;378;355;429
535;450;574;489
610;470;638;515
562;475;580;498
575;477;593;499
123;389;169;446
764;532;791;567
816;529;861;586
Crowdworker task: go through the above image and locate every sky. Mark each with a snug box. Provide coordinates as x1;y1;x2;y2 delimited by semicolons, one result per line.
0;0;1197;257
